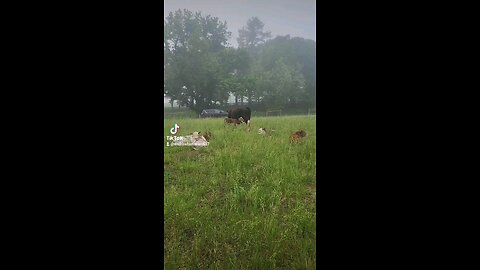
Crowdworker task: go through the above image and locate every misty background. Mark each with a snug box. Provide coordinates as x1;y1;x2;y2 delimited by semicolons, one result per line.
164;0;315;48
164;0;316;115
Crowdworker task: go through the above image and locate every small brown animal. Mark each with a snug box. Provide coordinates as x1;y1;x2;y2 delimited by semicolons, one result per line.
289;129;307;143
203;131;212;142
224;117;243;126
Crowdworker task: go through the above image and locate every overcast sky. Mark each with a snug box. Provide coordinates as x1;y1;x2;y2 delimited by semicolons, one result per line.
164;0;316;48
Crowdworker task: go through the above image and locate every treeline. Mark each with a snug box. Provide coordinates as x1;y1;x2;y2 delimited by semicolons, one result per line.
164;9;316;114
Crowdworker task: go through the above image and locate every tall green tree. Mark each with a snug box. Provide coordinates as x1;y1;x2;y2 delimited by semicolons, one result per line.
164;9;231;113
259;59;305;110
256;35;316;108
237;17;272;50
218;48;251;105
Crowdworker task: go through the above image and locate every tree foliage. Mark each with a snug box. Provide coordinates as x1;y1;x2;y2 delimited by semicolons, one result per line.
237;17;272;49
164;9;231;113
164;12;316;112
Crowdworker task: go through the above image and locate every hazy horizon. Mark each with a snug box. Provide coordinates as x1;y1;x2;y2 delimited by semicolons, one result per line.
164;0;316;48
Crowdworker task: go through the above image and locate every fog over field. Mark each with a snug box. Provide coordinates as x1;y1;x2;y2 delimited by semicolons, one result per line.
164;0;316;48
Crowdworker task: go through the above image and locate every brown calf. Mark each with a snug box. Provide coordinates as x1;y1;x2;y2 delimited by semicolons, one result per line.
224;117;243;126
289;130;307;143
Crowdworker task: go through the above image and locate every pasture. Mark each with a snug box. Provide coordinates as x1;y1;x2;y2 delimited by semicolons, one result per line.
164;115;316;269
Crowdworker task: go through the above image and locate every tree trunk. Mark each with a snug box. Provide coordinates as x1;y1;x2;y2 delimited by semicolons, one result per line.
240;97;243;105
235;96;238;105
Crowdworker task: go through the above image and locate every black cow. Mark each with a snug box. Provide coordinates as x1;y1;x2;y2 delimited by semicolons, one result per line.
227;107;251;127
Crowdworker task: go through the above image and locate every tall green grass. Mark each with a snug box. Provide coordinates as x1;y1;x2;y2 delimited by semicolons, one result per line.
164;116;316;269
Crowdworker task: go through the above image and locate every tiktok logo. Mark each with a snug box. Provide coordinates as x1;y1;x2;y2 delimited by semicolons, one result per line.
170;123;180;135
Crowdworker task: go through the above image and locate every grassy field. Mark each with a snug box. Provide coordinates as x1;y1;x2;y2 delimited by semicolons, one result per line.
164;115;316;269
